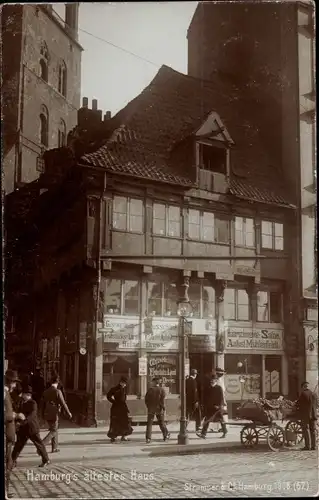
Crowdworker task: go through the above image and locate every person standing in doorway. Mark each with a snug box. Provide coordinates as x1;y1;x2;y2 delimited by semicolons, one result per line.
42;374;72;453
297;381;317;451
145;377;170;444
11;386;49;468
107;377;133;442
186;369;202;432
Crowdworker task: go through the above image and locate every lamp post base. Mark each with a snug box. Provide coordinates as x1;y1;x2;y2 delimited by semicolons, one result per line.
177;417;189;445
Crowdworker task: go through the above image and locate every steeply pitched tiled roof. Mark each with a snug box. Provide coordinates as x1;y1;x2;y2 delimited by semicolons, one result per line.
230;179;295;208
81;65;292;206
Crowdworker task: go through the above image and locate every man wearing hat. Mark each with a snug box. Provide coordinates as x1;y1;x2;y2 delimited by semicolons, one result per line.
186;369;202;432
145;377;170;443
197;373;227;439
4;369;24;497
11;386;50;467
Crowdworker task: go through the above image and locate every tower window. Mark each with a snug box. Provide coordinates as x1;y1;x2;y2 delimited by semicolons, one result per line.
58;60;67;97
39;105;49;147
58;119;66;147
39;42;49;82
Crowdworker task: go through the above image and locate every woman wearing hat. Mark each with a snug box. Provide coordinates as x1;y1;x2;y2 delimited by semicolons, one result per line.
107;377;133;442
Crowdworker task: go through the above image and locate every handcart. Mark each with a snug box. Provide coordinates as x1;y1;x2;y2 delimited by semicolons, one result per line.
283;407;319;446
234;400;288;452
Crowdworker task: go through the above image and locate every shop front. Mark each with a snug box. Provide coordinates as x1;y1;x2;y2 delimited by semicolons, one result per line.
96;315;217;422
223;323;287;417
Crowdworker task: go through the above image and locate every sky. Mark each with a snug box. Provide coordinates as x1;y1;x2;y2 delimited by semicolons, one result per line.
53;2;198;116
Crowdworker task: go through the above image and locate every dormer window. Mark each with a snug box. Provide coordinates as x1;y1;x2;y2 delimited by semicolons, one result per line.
195;111;234;194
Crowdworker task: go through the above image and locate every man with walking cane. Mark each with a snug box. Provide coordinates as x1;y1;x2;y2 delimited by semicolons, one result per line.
197;373;228;439
186;369;201;432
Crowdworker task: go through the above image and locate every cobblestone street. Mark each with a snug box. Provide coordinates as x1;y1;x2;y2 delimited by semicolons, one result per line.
10;448;318;498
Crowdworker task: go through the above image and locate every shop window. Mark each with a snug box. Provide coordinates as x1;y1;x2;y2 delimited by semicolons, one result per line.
103;279;121;314
224;288;250;321
164;283;179;317
78;353;87;391
103;352;138;396
188;209;229;243
225;354;262;374
261;221;284;250
257;290;282;323
123;280;140;315
153;203;181;237
265;355;281;397
112;196;143;232
65;353;75;390
202;284;215;318
147;282;163;316
235;216;255;247
147;354;179;395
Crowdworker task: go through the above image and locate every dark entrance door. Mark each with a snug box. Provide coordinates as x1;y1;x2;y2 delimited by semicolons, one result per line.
189;353;215;401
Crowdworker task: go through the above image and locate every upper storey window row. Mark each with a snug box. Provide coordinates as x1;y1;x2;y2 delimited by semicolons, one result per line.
111;196;284;251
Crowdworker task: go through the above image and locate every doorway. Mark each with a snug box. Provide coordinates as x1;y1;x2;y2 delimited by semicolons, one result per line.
189;352;215;398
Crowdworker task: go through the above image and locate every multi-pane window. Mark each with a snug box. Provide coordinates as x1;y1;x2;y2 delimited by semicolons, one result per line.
112;196;143;232
257;291;282;323
235;217;255;247
58;60;67;97
224;288;250;321
147;282;163;316
261;221;284;250
102;279;140;316
164;284;179;317
153;203;181;237
188;282;201;317
188;209;230;243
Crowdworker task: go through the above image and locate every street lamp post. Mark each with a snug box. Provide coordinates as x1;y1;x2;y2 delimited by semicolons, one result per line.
176;277;192;445
238;359;248;402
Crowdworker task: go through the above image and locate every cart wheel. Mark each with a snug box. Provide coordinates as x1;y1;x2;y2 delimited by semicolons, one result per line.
267;425;285;451
285;421;303;446
240;425;259;448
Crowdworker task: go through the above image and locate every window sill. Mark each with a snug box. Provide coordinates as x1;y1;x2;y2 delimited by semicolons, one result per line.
152;233;182;240
234;245;256;250
261;247;284;252
111;228;144;236
186;238;230;246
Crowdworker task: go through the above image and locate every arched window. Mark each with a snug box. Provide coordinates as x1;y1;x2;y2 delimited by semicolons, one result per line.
40;42;49;82
58;60;67;97
58;119;66;147
39;105;49;147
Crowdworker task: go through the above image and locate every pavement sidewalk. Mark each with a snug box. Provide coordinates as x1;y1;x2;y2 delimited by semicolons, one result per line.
18;422;242;465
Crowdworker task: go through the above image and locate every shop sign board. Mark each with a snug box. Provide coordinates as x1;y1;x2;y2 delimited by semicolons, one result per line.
144;318;179;351
100;316;140;349
225;374;261;401
225;326;283;351
147;355;178;392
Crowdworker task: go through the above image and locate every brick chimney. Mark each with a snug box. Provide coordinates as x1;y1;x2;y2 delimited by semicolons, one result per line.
65;3;79;41
104;111;112;121
78;97;103;129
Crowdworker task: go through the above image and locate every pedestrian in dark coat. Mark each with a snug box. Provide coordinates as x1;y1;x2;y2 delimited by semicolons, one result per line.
297;381;318;451
107;377;133;442
145;377;170;443
197;374;227;439
186;369;202;432
4;369;20;498
12;386;50;467
41;374;72;453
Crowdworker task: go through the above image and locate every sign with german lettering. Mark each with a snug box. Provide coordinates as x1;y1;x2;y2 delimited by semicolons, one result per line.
100;316;140;349
144;318;179;351
189;335;216;353
147;355;178;394
138;357;147;376
225;327;283;352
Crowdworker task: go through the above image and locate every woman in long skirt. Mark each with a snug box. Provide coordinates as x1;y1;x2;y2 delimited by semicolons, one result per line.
107;377;133;442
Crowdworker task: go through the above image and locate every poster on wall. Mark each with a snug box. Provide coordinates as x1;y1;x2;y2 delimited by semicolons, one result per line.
147;355;178;394
225;374;261;401
138;357;147;376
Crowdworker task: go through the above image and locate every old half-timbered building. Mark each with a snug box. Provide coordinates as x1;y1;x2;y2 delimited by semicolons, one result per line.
5;65;300;424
